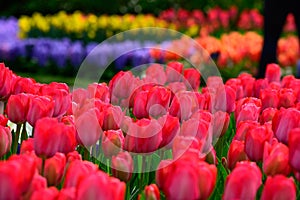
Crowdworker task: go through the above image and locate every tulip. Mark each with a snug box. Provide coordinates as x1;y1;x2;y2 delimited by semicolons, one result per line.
71;88;89;106
263;139;291;176
58;188;76;200
234;120;259;141
236;102;261;127
253;78;269;98
0;114;8;126
44;153;66;186
259;107;277;124
288;128;300;172
167;82;187;94
156;159;172;189
245;124;273;161
144;64;167;85
0;63;15;100
260;88;279;110
66;151;82;163
12;77;37;95
183;68;201;91
158;114;180;149
235;97;261;121
23;173;47;199
63;160;98;188
124;118;162;153
30;187;59;200
75;107;102;147
211;111;230;140
207;85;236;113
265;63;281;83
166;61;183;83
0;161;21;199
27;95;55;127
102;129;124;158
146;86;171;118
172;135;204;159
109;71;138;99
227;140;248;170
40;82;71;118
0;126;12;157
225;78;243;100
133;90;149;119
6;93;30;124
76;171;126;200
100;105;124;131
272;108;300;144
143;184;160;200
111;151;134;182
238;73;255;97
223;162;262;200
278;88;296;108
34;117;77;158
87;82;110;103
261;175;296;200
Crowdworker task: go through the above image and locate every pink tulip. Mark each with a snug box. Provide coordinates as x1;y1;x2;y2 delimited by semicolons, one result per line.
146;86;171;118
227;140;248;170
278;88;296;108
265;63;281;83
143;184;160;200
6;93;30;124
253;78;269;98
109;71;138;99
261;175;296;200
238;73;255;97
23;173;47;199
172;135;204;159
183;68;201;91
111;151;134;182
158;114;180;149
234;120;259;141
87;82;110;103
12;77;37;95
260;88;279;110
144;64;167;85
44;153;66;186
57;188;76;200
71;88;89;106
166;61;183;83
0;126;12;157
0;63;15;100
102;129;124;158
236;102;261;127
288;128;300;172
259;107;277;124
31;187;59;200
211;111;230;140
133;90;149;119
225;78;243;100
0;114;8;126
100;105;124;131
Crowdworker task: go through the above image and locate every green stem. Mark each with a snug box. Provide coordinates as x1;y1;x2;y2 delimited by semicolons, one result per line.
13;124;22;154
106;158;110;175
83;146;90;161
126;182;131;200
41;157;45;176
21;122;28;141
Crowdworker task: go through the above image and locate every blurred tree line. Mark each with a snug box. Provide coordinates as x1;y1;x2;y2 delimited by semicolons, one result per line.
0;0;262;17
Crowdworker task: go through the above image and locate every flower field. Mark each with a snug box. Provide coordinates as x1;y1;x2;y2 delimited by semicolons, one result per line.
1;61;300;199
1;4;300;200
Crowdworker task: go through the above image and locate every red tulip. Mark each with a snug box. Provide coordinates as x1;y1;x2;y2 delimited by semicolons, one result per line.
143;184;160;200
167;82;187;94
6;93;30;124
87;82;110;103
225;78;243;100
57;188;76;200
111;151;134;182
12;77;37;95
44;153;66;186
245;124;273;161
259;107;277;124
34;117;77;158
223;161;262;200
0;114;8;126
272;108;300;144
27;95;55;126
265;63;281;83
102;129;124;158
156;159;172;189
71;88;89;106
20;138;35;154
75;108;102;147
253;78;269;98
227;140;248;170
158;114;180;149
166;61;183;83
146;86;171;118
0;126;12;157
63;160;98;188
183;68;201;91
207;85;236;113
40;82;71;118
76;171;126;200
109;71;138;99
260;88;279;110
288;128;300;172
211;111;230;140
133;90;149;119
234;120;259;141
238;73;255;97
0;63;15;100
23;173;47;199
100;105;124;131
235;97;262;120
124;118;162;153
261;175;296;200
278;88;296;108
31;187;59;200
66;151;82;163
263;139;291;176
172;135;204;159
144;64;167;85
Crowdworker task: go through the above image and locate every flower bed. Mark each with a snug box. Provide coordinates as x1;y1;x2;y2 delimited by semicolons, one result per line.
0;61;300;199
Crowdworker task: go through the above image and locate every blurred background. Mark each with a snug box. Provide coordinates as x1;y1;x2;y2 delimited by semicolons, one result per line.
0;0;297;84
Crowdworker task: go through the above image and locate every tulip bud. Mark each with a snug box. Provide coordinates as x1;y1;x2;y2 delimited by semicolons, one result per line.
212;111;230;140
261;175;296;200
245;124;273;161
133;90;149;119
0;126;12;157
20;138;34;154
260;88;279;110
143;184;160;200
144;64;166;85
223;161;262;200
112;151;134;182
0;114;8;126
288;128;300;172
146;86;171;118
6;93;30;124
13;77;36;95
100;105;124;131
158;114;180;149
263;139;291;176
265;63;281;83
227;140;248;170
87;82;110;103
102;129;124;158
166;61;183;83
278;88;296;108
0;63;15;100
183;68;201;91
44;153;66;186
234;120;259;141
260;107;277;124
236;102;261;127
